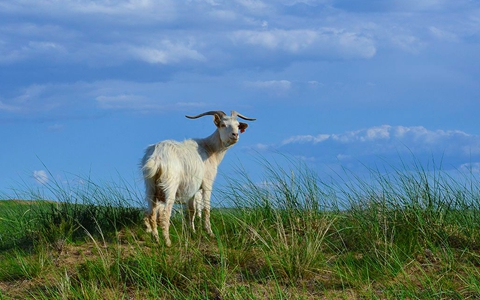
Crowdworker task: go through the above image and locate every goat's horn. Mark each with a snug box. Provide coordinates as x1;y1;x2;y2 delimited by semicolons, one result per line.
186;111;226;119
231;111;256;121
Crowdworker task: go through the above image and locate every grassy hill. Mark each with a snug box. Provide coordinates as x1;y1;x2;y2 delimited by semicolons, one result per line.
1;162;480;299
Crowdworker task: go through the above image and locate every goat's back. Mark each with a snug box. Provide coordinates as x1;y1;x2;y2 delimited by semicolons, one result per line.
142;139;205;202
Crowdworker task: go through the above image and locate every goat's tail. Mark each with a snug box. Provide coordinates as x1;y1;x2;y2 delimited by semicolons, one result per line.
142;156;161;179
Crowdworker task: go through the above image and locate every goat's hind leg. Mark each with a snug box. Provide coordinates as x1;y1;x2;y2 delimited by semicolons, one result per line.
145;202;162;243
144;211;153;233
144;180;163;243
144;201;161;243
156;185;177;247
143;181;156;234
161;198;175;247
150;186;167;244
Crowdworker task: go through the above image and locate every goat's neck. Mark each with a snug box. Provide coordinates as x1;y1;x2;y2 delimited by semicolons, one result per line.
200;130;229;164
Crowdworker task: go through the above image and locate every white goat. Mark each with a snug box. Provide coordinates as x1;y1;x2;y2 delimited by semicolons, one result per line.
141;110;256;246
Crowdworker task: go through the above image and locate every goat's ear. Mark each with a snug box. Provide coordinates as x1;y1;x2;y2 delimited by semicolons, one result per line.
213;114;222;127
239;122;248;133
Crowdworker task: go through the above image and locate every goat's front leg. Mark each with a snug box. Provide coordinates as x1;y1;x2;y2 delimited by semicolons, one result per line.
201;188;215;237
186;196;197;233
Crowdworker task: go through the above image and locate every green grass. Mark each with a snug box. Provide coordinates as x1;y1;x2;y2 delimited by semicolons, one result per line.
2;158;480;299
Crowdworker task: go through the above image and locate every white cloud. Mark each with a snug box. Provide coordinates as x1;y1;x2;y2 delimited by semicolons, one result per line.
236;0;268;11
253;143;270;150
0;100;20;112
177;102;209;108
279;129;378;145
460;162;480;174
363;125;391;141
208;9;238;21
282;134;329;145
232;28;376;59
246;79;291;89
234;29;317;52
12;85;47;104
96;94;165;111
0;84;67;114
130;40;206;65
0;38;67;64
429;26;459;42
390;34;425;54
73;0;157;14
245;80;292;96
281;125;480;157
296;155;317;162
33;170;49;185
393;0;448;11
336;154;352;161
334;0;462;13
0;0;176;20
0;80;215;116
97;94;143;108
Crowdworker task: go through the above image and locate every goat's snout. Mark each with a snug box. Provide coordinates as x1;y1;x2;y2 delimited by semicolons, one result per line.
231;132;239;139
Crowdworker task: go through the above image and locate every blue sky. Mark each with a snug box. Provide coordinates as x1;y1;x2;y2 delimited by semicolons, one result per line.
1;0;480;200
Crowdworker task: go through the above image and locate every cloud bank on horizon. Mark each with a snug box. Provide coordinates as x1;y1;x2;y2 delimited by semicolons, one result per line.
277;125;480;171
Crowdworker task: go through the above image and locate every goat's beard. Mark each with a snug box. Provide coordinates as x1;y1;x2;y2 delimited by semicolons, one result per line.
223;138;238;148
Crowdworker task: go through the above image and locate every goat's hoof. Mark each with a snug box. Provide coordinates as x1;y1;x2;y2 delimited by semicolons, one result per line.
165;240;172;247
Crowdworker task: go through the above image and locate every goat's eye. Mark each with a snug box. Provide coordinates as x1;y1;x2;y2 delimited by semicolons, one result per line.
220;123;226;128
